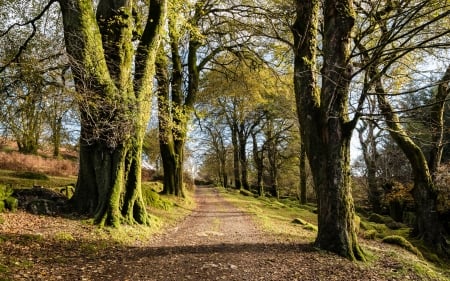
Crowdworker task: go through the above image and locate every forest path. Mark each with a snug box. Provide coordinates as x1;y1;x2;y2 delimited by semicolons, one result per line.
94;187;407;281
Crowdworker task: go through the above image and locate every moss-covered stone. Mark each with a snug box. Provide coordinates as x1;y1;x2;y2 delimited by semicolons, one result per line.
363;229;377;239
292;218;308;225
368;213;394;224
382;235;423;258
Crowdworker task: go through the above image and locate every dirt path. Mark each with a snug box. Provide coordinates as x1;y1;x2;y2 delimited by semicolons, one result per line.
84;187;423;281
1;186;436;280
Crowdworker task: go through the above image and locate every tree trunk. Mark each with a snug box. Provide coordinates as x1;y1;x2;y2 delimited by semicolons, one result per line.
292;0;364;261
377;81;448;255
428;65;450;179
357;120;382;213
231;122;241;189
299;140;307;204
60;0;166;226
252;132;264;196
238;122;250;190
155;47;185;197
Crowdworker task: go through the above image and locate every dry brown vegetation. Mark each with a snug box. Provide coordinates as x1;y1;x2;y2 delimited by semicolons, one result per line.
0;151;78;177
0;139;78;177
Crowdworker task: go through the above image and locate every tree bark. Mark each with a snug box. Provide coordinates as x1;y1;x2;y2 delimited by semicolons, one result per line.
428;65;450;179
299;140;307;204
292;0;364;261
357;120;382;213
59;0;166;226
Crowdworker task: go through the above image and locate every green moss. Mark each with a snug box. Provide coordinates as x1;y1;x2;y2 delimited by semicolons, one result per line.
368;213;394;224
292;218;308;225
239;189;254;197
363;229;377;239
142;185;173;210
382;235;423;258
54;232;75;242
0;201;5;213
303;223;318;232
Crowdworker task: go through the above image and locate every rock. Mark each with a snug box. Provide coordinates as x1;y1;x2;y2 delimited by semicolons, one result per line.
291;218;307;225
26;199;58;215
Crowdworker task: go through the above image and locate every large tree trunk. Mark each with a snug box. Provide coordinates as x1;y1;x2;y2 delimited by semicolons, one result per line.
155;46;185;197
377;79;448;255
60;0;166;226
428;66;450;179
292;0;364;261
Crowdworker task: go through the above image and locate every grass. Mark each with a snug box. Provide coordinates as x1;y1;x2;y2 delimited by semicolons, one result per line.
218;188;317;242
0;169;76;190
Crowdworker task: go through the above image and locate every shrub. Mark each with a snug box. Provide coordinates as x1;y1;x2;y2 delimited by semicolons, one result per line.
4;197;18;211
0;184;13;200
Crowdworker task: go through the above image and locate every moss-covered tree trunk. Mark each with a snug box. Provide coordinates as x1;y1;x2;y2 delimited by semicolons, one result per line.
292;0;364;261
377;77;449;255
59;0;166;226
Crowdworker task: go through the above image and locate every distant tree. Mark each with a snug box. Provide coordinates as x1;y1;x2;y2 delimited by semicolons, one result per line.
0;0;69;155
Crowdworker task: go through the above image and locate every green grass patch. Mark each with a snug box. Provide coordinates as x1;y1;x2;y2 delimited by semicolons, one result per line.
219;188;317;242
0;170;76;189
11;171;49;180
54;232;75;242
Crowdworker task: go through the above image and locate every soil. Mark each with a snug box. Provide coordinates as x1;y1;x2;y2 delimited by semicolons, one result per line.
0;186;444;280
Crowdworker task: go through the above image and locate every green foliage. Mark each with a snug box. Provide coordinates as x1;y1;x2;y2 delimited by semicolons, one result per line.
0;184;17;212
12;171;49;180
0;184;13;200
4;197;18;212
382;235;423;258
